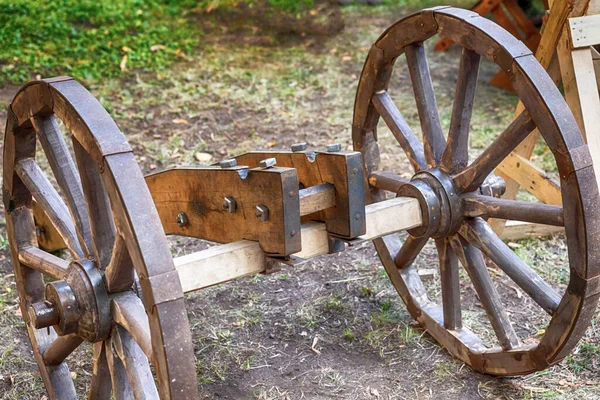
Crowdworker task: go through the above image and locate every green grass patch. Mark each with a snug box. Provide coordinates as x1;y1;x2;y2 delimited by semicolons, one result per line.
0;0;201;82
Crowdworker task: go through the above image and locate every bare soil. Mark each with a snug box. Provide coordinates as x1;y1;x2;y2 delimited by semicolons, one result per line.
0;4;598;400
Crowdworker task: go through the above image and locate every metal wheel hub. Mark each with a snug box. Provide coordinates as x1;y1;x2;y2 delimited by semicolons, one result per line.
28;260;110;342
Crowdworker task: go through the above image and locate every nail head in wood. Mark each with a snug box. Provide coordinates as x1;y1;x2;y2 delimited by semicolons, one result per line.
259;158;277;168
255;204;269;221
176;211;189;227
327;143;342;152
219;159;237;168
291;143;308;152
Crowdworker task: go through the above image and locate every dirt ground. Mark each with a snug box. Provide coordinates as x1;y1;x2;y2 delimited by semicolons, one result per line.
0;4;598;400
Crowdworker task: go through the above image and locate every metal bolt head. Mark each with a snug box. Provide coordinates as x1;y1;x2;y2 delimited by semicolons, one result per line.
259;158;277;168
327;143;342;152
291;143;308;152
219;159;237;168
255;204;270;221
223;196;237;213
176;212;189;227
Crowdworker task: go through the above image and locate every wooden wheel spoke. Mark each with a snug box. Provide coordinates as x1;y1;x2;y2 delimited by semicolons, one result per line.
394;235;428;269
453;110;536;192
19;246;69;280
461;218;561;315
72;138;116;269
368;171;409;193
462;195;564;226
449;235;519;350
111;325;159;400
441;48;481;172
111;292;153;362
435;239;461;330
89;342;112;400
372;92;427;170
32;115;93;257
43;334;84;366
405;43;445;167
105;235;135;293
106;335;134;400
15;158;84;258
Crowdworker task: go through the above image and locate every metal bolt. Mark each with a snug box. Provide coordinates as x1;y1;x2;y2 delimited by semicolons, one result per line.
255;204;270;221
219;159;237;168
291;143;308;152
327;143;342;152
223;196;237;213
176;212;189;227
259;158;277;168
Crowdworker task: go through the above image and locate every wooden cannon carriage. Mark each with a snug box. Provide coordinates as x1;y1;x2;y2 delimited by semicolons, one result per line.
3;6;600;399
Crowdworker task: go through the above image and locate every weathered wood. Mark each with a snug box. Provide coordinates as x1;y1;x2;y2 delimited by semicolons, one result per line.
368;171;409;193
111;292;153;362
43;334;84;366
33;201;68;252
461;218;561;314
361;197;422;241
450;235;520;350
72;138;116;269
394;235;428;269
234;150;366;238
372;91;427;170
32;115;92;257
89;342;112;400
462;195;564;226
105;336;134;400
299;183;336;216
453;111;536;192
405;43;446;167
435;238;461;330
146;166;301;256
500;220;564;240
104;235;135;293
569;14;600;49
441;48;480;172
15;158;84;258
18;246;69;280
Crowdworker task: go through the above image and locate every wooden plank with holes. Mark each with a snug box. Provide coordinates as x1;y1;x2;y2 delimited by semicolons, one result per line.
145;166;301;256
569;14;600;48
233;150;366;238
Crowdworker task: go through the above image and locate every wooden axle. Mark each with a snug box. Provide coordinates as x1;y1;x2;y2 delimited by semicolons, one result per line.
173;196;422;293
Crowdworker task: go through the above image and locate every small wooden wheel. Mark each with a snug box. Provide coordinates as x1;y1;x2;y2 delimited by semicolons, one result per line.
353;7;600;375
3;77;198;398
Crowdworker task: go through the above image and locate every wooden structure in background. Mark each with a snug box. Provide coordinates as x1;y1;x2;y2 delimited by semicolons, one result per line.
434;0;542;91
493;0;600;238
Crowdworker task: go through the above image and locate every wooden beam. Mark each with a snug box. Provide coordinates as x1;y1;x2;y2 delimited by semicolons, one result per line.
500;220;564;240
495;153;562;205
174;197;421;293
569;14;600;48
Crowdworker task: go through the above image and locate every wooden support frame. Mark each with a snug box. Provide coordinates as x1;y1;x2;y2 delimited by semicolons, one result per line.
173;196;421;293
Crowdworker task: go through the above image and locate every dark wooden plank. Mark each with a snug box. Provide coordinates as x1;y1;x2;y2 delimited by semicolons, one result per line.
453;110;536;192
435;239;461;330
43;334;84;366
461;218;561;314
111;325;159;399
104;235;135;293
449;235;519;350
89;342;112;400
440;48;480;173
462;195;564;226
18;246;69;280
372;91;427;170
405;43;446;167
106;336;134;400
394;235;428;269
15;158;84;258
72;138;116;269
32;115;93;257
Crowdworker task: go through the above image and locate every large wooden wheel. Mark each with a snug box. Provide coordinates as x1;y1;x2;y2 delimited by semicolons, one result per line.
3;77;198;398
353;7;600;375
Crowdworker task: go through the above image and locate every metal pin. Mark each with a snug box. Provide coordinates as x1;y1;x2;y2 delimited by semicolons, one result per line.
219;159;237;168
223;196;237;213
291;143;308;152
327;143;342;152
259;158;277;168
255;204;269;221
176;212;189;227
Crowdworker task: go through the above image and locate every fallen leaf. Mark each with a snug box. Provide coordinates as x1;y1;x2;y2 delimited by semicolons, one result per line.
370;388;380;397
172;118;188;125
151;44;166;52
119;55;128;72
311;336;321;355
508;242;521;248
266;141;277;148
195;152;213;163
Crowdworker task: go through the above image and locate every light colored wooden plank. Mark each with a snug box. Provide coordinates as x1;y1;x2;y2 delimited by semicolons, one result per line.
495;153;562;205
569;14;600;48
500;221;564;240
174;197;422;293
